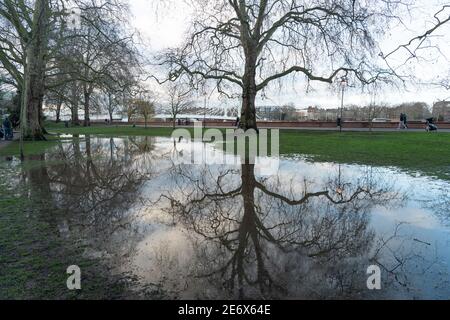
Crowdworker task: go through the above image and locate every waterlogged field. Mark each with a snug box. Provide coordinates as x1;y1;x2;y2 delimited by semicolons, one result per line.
1;135;449;299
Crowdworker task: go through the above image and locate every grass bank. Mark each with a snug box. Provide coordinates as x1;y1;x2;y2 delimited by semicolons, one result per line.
2;124;450;179
47;122;174;137
0;159;168;299
279;130;450;179
0;165;138;299
1;124;449;299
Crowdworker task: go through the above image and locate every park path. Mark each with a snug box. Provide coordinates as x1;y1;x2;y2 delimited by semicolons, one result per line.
136;124;450;133
0;140;12;151
0;132;18;151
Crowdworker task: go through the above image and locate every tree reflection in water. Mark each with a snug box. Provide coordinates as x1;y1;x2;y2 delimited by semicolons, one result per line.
421;188;450;227
20;135;156;269
11;136;447;299
158;162;413;299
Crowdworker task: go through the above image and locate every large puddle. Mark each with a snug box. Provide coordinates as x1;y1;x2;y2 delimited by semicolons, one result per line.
1;135;449;299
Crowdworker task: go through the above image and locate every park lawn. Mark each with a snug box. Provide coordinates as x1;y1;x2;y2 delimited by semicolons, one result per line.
0;125;174;157
0;137;60;157
1;127;449;299
2;125;450;179
279;130;450;179
46;122;174;137
0;165;142;299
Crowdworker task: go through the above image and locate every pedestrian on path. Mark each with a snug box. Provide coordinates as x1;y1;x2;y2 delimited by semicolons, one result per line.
2;115;13;141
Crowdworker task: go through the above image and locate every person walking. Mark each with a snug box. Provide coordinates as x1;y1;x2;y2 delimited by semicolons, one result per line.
2;115;13;141
398;113;406;130
235;116;240;128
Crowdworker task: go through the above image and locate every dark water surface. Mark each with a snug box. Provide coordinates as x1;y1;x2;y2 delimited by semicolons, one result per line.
1;136;449;299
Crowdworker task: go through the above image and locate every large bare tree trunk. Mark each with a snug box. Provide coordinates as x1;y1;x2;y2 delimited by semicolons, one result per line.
71;104;79;125
83;87;91;127
240;50;258;131
172;113;177;129
56;102;62;123
70;82;80;125
21;0;49;141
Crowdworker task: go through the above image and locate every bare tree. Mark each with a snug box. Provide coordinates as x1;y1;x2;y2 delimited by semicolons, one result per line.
125;99;138;123
367;103;388;132
44;89;64;122
0;0;52;142
1;0;142;146
47;0;142;127
382;5;450;62
165;82;193;128
381;5;450;90
96;88;122;124
157;0;405;131
133;95;155;128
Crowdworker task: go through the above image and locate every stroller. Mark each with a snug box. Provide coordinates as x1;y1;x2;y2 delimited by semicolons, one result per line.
426;118;438;132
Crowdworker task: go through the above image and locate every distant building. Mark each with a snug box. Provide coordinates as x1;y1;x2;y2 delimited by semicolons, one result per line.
295;109;309;120
432;101;450;121
256;105;283;120
296;106;340;121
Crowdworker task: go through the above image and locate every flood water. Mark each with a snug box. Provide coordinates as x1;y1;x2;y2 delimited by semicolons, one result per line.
1;135;449;299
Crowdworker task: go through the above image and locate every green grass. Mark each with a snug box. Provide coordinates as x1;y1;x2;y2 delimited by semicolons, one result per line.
1;124;449;299
0;125;174;157
2;124;450;179
0;165;140;299
46;122;174;137
0;158;172;299
278;130;450;179
0;138;60;157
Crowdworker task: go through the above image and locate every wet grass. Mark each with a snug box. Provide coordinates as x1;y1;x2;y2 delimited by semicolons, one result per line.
0;164;142;299
1;124;449;299
2;124;450;179
279;130;450;180
0;138;60;157
47;122;174;137
0;169;123;300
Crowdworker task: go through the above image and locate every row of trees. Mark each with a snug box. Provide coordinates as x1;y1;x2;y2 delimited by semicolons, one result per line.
0;0;147;145
154;1;450;131
1;0;449;146
45;81;194;128
311;102;435;122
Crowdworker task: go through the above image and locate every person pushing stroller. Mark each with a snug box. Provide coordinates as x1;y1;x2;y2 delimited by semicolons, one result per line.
426;117;438;132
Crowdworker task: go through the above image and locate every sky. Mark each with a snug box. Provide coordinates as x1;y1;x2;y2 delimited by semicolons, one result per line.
129;0;450;109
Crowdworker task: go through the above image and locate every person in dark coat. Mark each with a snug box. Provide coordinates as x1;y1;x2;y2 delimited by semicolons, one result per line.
2;116;13;140
398;113;406;130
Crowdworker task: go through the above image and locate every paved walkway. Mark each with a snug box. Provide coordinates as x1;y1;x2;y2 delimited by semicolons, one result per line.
138;124;450;133
0;132;18;151
257;127;450;133
0;140;12;151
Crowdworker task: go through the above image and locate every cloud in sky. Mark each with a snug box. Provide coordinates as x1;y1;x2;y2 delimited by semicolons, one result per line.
130;0;450;108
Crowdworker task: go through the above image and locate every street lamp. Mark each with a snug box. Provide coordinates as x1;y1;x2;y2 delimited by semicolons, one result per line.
339;76;348;132
203;93;207;129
